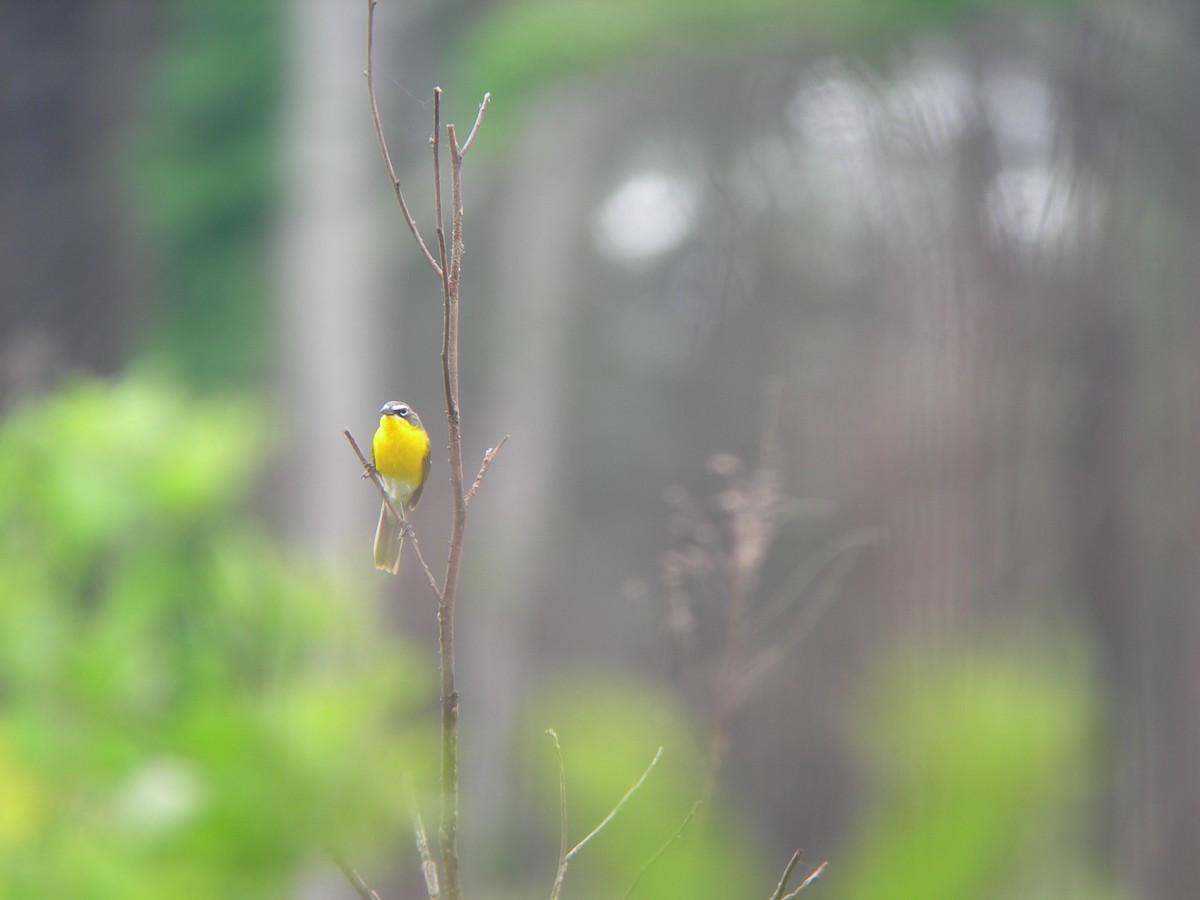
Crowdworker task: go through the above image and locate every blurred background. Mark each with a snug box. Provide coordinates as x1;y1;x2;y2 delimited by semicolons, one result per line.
2;0;1198;897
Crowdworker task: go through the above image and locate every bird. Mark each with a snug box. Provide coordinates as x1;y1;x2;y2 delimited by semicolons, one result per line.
370;400;431;573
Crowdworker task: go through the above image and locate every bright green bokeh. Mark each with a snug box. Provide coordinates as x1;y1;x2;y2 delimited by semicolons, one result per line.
838;644;1122;900
0;378;431;899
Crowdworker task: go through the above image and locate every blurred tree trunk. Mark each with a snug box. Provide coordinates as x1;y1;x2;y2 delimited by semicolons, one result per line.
277;0;399;556
1063;16;1200;893
459;88;609;864
0;1;153;402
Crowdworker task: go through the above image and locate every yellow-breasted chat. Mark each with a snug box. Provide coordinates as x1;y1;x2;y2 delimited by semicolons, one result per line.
371;400;431;573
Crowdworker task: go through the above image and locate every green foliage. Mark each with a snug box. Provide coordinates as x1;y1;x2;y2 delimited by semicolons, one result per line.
524;677;760;900
838;644;1117;900
0;379;430;899
127;0;283;387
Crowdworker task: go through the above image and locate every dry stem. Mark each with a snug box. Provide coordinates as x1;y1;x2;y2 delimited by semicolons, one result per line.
334;855;383;900
768;850;828;899
547;731;664;900
432;115;468;900
364;0;440;276
768;850;803;900
783;861;828;897
360;5;497;898
466;436;509;506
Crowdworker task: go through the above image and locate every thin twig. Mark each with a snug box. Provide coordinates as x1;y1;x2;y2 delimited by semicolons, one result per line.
334;854;382;900
364;0;440;276
407;775;441;900
782;861;828;898
568;746;663;858
620;800;703;900
465;435;509;506
768;850;803;900
444;121;465;442
344;428;442;597
549;743;665;900
547;729;569;888
431;88;452;302
459;92;492;157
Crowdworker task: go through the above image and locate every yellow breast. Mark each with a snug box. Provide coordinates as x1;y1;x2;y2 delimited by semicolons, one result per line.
372;414;430;504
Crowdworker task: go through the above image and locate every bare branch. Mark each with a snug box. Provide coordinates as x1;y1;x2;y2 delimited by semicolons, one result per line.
431;88;452;302
550;742;665;900
364;0;440;275
344;428;442;597
768;850;803;900
782;861;828;898
443;120;465;447
334;855;382;900
361;32;490;888
435;99;469;900
568;745;663;859
459;92;492;157
547;729;569;896
465;435;509;506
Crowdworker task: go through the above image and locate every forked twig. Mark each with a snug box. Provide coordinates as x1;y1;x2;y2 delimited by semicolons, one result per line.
465;435;509;506
783;861;828;898
547;731;664;900
364;0;440;276
769;850;828;899
344;428;442;596
768;850;803;900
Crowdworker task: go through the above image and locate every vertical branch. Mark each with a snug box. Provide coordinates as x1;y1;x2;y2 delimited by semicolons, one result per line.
362;7;493;897
431;88;452;299
435;119;469;900
546;728;569;900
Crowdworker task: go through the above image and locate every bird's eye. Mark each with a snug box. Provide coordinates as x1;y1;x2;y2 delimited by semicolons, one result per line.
397;406;409;417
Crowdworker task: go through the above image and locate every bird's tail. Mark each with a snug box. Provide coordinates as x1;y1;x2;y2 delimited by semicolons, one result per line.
373;500;404;574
